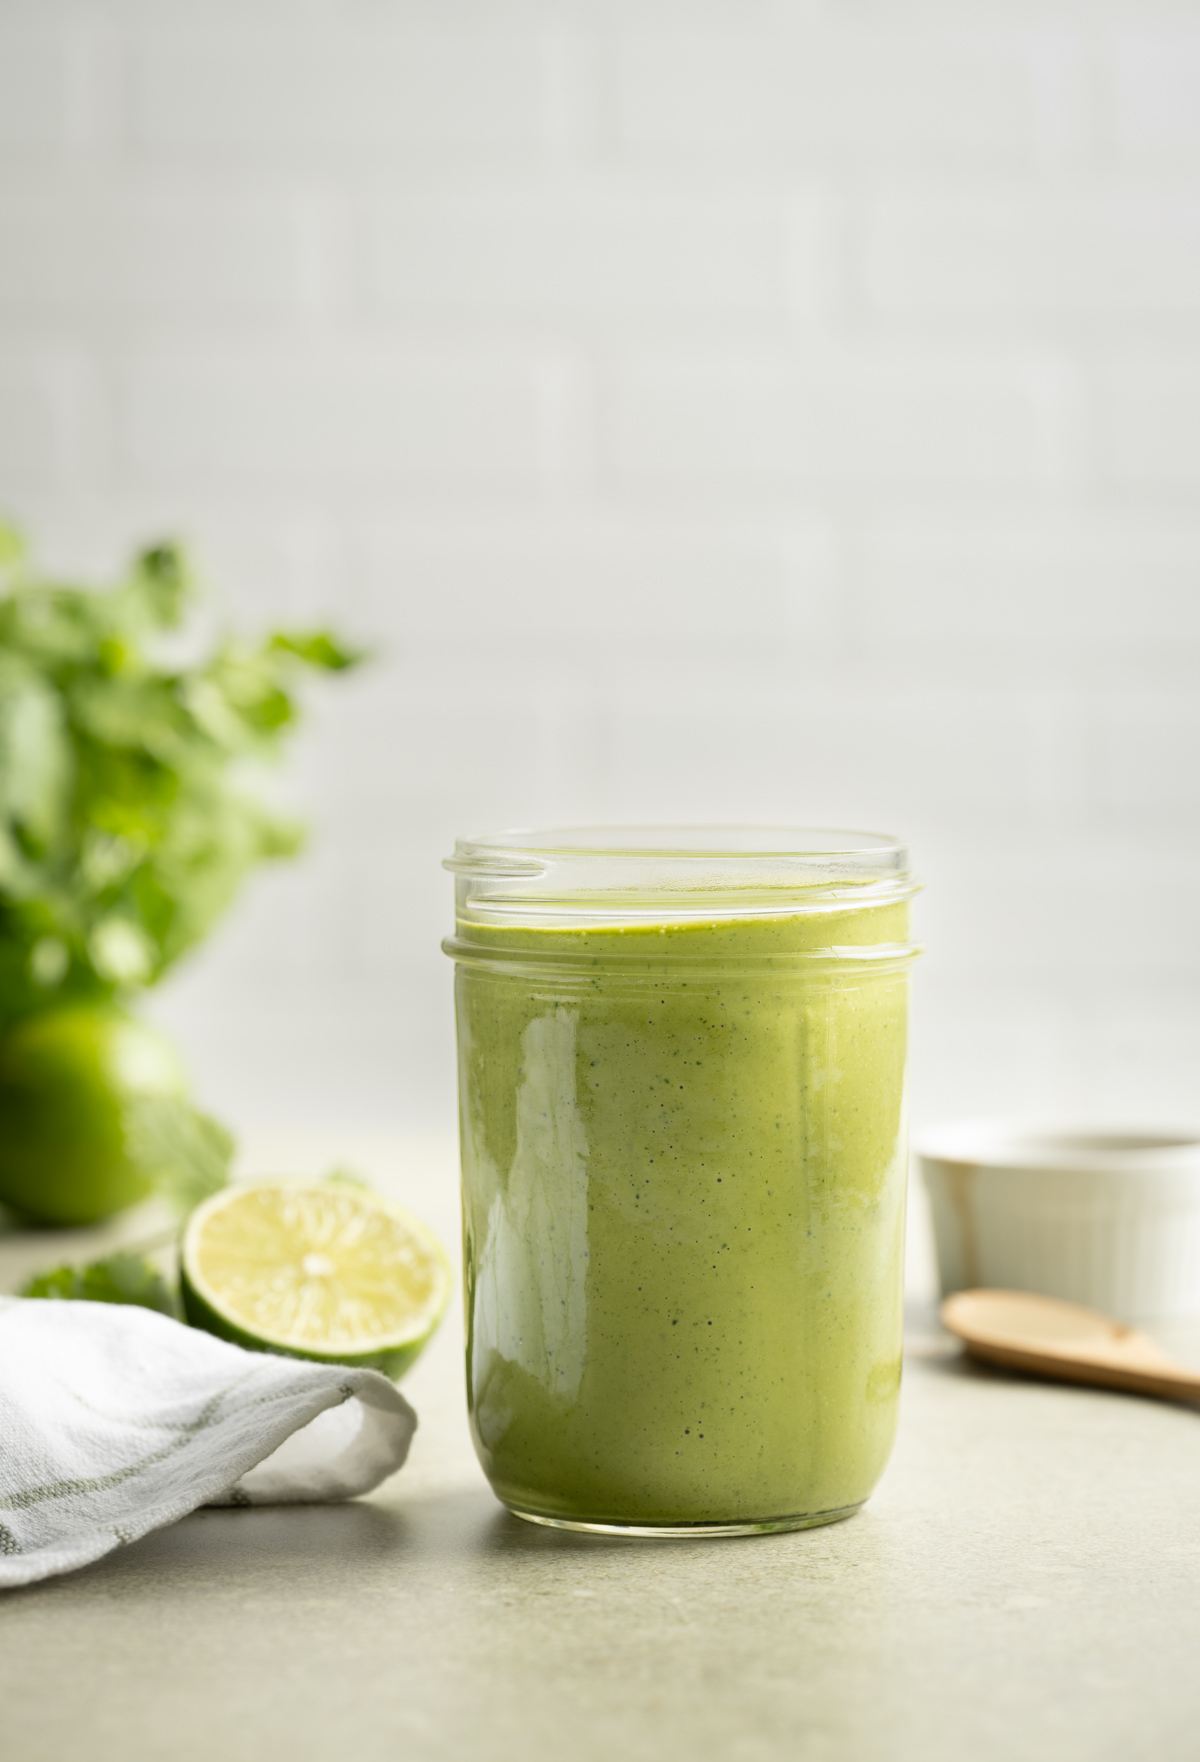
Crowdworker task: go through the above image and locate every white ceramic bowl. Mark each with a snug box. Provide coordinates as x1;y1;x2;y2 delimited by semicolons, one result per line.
918;1121;1200;1322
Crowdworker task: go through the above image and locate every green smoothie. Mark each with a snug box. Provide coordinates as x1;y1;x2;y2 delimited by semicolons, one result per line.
452;896;913;1530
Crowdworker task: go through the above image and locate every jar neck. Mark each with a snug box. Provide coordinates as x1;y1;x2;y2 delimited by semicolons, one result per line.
445;826;919;936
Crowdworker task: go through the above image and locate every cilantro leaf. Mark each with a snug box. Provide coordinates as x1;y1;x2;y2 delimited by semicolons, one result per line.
323;1166;372;1190
124;1094;234;1217
22;1250;178;1317
0;526;362;1033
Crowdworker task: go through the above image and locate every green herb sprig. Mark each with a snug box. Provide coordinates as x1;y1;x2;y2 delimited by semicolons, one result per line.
0;525;362;1033
23;1251;178;1318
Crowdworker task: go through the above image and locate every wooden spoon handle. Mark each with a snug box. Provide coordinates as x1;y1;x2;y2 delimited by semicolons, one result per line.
961;1336;1200;1403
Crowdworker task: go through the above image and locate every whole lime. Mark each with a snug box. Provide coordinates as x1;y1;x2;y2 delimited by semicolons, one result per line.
0;1006;187;1226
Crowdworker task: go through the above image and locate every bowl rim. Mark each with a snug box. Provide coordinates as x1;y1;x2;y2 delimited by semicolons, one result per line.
915;1118;1200;1173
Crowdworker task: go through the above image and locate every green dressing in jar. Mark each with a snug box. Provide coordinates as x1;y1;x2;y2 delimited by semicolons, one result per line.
445;828;919;1535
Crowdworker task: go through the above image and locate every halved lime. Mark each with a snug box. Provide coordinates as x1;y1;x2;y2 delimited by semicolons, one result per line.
181;1181;451;1380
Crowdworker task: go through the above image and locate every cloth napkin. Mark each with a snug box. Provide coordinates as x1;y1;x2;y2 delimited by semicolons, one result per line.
0;1297;417;1589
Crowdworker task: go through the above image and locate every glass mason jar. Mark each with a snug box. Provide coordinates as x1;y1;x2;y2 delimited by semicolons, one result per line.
443;828;920;1536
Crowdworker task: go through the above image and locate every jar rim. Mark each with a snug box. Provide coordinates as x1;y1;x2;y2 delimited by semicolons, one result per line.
445;825;918;929
447;824;908;870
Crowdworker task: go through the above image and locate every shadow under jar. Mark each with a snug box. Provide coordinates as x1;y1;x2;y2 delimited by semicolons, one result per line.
443;828;921;1537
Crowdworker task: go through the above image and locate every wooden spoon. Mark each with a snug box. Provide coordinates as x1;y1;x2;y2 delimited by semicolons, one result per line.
940;1289;1200;1403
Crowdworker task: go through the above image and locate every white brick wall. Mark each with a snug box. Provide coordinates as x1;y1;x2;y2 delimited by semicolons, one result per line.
608;348;1065;488
0;358;63;480
352;514;839;643
1105;29;1200;156
865;186;1200;319
857;514;1200;652
0;183;301;313
0;28;70;154
611;23;1064;161
0;0;1198;1191
359;178;810;317
131;24;551;158
1100;357;1200;486
124;348;549;487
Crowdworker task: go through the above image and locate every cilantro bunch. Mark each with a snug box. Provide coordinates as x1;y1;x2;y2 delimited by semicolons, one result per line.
0;524;359;1033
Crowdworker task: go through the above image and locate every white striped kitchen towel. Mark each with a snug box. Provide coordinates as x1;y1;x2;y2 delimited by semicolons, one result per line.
0;1297;416;1588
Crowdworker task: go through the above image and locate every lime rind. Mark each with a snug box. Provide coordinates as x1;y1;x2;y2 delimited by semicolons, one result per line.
179;1272;432;1380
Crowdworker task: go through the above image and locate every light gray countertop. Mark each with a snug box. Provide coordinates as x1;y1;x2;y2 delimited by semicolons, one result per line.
3;1136;1200;1762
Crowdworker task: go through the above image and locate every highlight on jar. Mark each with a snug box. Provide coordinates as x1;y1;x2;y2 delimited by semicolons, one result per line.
443;826;922;1536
